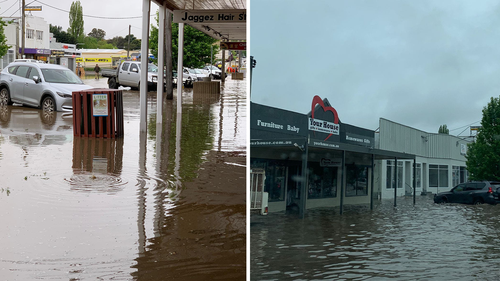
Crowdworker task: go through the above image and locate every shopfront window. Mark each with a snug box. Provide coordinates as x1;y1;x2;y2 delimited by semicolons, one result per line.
386;160;403;189
251;159;288;202
429;164;448;188
308;162;337;199
346;165;368;196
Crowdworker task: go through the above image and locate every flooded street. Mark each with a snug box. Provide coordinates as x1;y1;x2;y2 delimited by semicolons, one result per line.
0;77;246;280
251;196;500;280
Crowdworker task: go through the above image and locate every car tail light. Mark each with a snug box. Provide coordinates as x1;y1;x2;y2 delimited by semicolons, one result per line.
488;187;493;193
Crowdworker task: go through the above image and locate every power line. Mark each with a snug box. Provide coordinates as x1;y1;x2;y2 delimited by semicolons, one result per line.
0;0;19;16
34;0;154;20
6;0;36;17
449;120;480;132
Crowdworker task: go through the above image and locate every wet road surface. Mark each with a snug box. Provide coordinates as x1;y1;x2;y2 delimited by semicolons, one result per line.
251;196;500;280
0;77;246;280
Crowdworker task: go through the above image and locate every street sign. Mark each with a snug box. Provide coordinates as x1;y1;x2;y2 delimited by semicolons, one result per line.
220;42;246;50
173;10;246;23
25;6;42;11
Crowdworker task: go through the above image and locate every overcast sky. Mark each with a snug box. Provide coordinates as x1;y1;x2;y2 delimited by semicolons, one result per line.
250;0;500;136
0;0;159;40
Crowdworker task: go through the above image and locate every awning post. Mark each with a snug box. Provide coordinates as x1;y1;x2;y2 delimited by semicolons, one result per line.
139;0;150;133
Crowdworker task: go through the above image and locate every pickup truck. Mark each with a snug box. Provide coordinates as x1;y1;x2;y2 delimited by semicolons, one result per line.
102;61;167;91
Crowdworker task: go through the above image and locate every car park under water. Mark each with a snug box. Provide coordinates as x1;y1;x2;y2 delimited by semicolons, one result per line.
0;76;246;280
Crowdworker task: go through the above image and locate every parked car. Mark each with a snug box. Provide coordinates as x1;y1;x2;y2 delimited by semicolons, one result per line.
203;65;225;79
0;62;93;112
433;181;500;205
102;61;165;91
13;59;45;64
182;68;200;87
194;68;209;80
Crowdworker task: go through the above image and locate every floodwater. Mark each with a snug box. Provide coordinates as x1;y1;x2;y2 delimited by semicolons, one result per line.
0;77;246;280
251;196;500;280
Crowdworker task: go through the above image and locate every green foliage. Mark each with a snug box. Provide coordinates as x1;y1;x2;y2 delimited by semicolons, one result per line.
466;96;500;180
149;13;219;68
50;25;76;44
106;35;140;51
68;1;85;42
438;124;449;134
80;36;116;49
88;28;106;40
0;18;8;58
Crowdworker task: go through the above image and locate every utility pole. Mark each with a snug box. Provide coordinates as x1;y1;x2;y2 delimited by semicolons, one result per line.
21;0;25;58
127;25;131;59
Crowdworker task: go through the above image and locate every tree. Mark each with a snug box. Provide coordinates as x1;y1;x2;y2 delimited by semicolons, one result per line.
438;124;449;134
50;25;76;44
466;96;500;180
68;1;84;42
149;13;219;69
88;28;106;40
80;36;115;49
0;18;9;58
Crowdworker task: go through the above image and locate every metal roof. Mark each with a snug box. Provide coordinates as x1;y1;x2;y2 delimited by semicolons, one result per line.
152;0;246;41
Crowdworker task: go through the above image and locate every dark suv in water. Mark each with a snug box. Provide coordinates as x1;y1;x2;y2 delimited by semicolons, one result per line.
433;181;500;205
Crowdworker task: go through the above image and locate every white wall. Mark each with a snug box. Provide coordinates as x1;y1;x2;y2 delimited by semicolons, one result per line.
24;15;50;50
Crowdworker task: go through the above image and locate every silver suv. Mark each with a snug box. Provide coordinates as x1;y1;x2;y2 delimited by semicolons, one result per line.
0;62;93;111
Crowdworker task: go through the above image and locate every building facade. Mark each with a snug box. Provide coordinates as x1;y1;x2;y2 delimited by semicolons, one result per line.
374;118;470;199
250;97;414;214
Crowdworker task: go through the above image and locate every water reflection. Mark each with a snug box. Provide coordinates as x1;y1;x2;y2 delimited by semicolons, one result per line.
69;137;125;193
132;82;246;280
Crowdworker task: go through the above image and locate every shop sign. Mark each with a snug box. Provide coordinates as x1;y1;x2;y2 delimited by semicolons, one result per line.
221;42;246;50
320;158;342;167
51;50;64;56
76;58;112;63
309;95;340;141
309;118;339;135
93;94;108;117
25;6;42;11
36;49;51;55
173;10;246;23
311;141;340;149
345;133;372;146
250;103;307;139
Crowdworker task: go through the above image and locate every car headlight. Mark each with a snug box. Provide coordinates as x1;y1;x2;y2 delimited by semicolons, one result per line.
56;92;72;98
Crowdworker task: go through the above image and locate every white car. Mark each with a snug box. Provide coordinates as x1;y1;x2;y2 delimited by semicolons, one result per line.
182;68;200;87
203;65;224;79
0;62;93;111
194;68;209;80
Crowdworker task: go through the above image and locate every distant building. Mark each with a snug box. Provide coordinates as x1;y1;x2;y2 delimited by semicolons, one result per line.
78;49;129;68
373;119;471;199
0;15;51;69
49;35;81;72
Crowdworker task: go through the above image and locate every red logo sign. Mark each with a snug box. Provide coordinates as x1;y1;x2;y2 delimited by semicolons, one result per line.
311;95;339;141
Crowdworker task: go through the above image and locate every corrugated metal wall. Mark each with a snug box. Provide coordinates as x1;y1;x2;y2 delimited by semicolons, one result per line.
378;118;469;161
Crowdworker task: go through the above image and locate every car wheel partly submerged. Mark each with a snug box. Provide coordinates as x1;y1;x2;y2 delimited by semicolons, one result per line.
435;196;448;204
0;88;12;106
42;96;56;112
473;198;484;205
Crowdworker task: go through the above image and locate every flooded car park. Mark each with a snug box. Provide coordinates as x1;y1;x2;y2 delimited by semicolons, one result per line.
251;195;500;280
0;77;246;280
